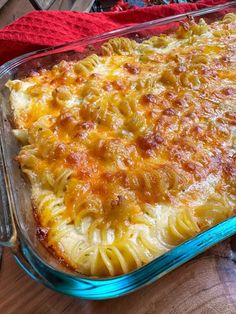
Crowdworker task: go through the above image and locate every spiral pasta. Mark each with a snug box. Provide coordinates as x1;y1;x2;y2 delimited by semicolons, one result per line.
7;14;236;277
101;37;137;55
74;54;101;75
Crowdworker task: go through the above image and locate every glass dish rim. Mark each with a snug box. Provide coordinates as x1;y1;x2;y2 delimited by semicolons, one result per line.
1;1;236;77
0;1;235;284
19;217;236;283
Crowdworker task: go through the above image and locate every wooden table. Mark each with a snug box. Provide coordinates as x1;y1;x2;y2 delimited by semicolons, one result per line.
1;237;236;314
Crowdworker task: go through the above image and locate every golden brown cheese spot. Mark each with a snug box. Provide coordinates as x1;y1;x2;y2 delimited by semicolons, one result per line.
36;226;49;241
90;73;101;79
222;88;235;95
223;155;236;178
76;77;85;84
162;108;176;116
103;200;141;228
56;111;78;133
124;164;187;204
141;94;158;105
183;161;196;172
53;143;66;160
66;151;87;167
110;194;123;208
136;132;164;151
123;63;141;75
174;64;187;74
66;151;97;179
112;79;125;90
103;82;113;91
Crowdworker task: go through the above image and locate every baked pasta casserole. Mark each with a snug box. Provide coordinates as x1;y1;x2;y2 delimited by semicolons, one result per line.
7;13;236;277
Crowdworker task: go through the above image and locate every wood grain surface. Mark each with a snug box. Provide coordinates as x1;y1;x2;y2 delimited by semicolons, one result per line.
1;237;236;314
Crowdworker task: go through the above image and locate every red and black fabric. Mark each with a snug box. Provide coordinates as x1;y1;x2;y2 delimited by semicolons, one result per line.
0;0;230;65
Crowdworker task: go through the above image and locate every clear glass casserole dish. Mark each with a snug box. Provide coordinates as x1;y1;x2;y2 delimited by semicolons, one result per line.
0;1;236;299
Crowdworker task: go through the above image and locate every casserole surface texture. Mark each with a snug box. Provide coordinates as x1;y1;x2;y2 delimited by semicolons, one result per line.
7;13;236;277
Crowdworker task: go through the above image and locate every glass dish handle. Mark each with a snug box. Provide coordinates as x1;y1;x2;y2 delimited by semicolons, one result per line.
0;145;16;247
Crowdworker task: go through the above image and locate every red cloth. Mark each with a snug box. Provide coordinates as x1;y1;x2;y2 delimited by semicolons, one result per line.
0;0;230;65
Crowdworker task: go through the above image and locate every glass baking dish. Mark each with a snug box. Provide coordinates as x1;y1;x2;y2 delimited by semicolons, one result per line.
0;1;235;299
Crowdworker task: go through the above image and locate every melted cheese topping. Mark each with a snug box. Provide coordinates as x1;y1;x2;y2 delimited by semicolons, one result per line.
7;13;236;277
